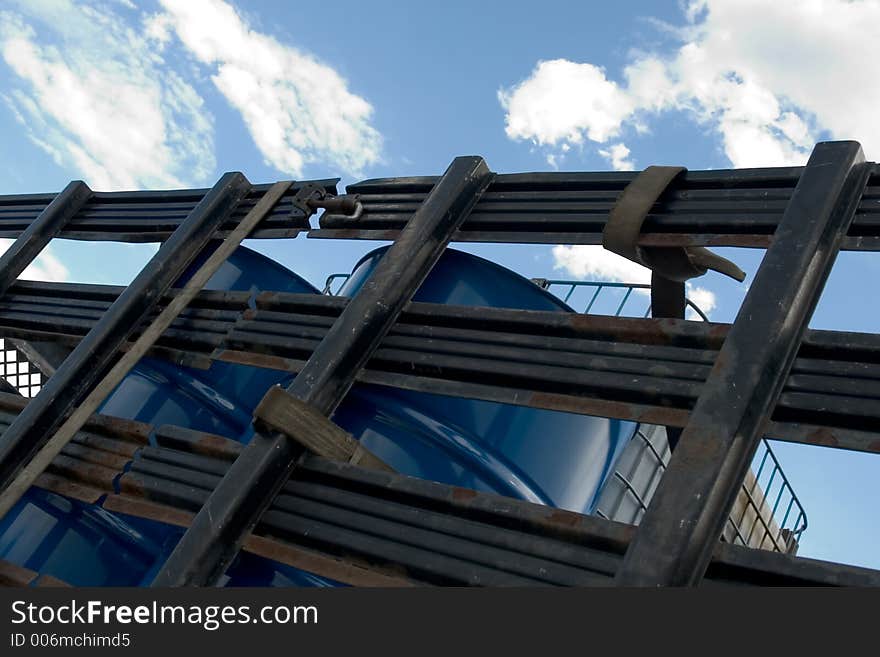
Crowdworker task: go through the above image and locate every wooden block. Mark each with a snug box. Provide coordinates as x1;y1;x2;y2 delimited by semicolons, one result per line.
255;386;394;472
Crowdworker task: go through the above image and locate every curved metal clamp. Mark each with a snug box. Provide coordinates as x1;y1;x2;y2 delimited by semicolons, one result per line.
292;183;363;219
602;166;746;284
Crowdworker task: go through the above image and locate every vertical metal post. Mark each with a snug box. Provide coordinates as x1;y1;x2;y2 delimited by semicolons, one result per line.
152;156;493;586
615;141;869;586
649;273;686;450
0;180;92;296
0;172;251;489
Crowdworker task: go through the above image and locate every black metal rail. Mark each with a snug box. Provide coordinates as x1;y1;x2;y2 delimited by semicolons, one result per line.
0;394;880;586
312;163;880;250
2;280;880;456
0;390;872;587
0;180;337;242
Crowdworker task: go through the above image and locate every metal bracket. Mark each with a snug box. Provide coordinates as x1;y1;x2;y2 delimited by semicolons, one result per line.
602;166;746;285
292;184;362;220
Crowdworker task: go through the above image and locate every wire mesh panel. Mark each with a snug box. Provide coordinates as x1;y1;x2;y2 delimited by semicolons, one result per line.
0;339;42;397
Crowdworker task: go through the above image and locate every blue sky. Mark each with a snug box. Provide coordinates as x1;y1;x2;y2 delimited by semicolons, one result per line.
0;0;878;569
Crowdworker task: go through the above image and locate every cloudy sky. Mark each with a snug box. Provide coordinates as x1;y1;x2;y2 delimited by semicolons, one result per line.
1;0;878;569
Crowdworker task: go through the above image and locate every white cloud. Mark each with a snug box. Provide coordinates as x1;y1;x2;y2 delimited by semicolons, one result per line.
598;143;634;171
152;0;382;177
499;0;880;168
685;283;716;319
506;0;880;318
553;245;651;284
0;1;215;190
0;239;68;283
499;60;634;148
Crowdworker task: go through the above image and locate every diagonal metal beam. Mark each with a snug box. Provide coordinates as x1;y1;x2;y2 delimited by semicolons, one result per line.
0;180;92;296
615;141;870;586
152;156;494;586
0;181;290;519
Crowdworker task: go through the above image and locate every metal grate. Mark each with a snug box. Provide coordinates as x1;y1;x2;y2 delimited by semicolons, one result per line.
0;339;42;398
725;441;808;553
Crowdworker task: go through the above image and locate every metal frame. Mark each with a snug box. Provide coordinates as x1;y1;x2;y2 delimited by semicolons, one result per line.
0;172;252;489
0;141;877;587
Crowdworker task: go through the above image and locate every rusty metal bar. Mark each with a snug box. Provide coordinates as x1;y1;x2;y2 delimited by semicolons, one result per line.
0;180;92;297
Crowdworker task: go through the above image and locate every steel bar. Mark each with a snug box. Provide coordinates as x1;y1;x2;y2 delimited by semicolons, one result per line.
0;180;336;242
0;181;291;519
312;166;880;247
0;172;252;490
152;156;494;586
615;141;871;586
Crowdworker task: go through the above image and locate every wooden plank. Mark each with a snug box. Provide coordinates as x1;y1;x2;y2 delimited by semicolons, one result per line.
254;386;394;472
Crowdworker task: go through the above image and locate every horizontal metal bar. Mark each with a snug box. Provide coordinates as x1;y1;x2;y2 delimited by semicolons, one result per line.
0;180;337;243
5;280;880;453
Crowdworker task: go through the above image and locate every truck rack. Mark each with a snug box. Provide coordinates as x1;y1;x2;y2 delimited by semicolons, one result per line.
0;140;878;587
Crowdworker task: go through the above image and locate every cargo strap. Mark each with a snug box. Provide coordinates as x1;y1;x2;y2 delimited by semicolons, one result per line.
603;166;746;317
603;165;746;449
603;165;746;288
254;386;394;472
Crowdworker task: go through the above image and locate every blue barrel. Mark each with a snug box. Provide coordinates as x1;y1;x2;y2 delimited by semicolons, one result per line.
0;246;634;585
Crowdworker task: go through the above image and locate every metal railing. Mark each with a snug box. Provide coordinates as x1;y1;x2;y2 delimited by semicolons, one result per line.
322;273;351;295
726;441;808;553
532;279;710;322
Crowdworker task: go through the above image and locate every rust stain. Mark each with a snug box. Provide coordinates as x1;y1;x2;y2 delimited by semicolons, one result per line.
47;456;121;491
85;413;151;444
0;559;37;587
34;574;72;588
637;233;772;249
451;487;479;502
547;510;581;527
214;349;304;373
103;494;194;529
527;391;690;427
244;535;417;588
73;433;140;458
35;472;106;504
